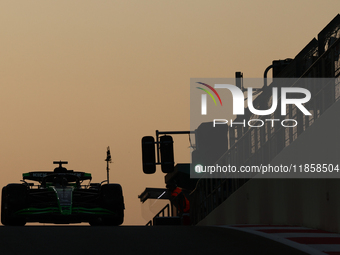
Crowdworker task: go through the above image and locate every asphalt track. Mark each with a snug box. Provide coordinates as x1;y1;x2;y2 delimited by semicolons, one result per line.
0;226;308;255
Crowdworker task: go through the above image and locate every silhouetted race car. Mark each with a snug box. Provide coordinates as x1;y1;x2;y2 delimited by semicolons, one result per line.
1;161;124;226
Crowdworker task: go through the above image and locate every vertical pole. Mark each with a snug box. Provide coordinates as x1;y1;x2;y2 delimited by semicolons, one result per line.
105;146;112;184
156;130;160;164
107;160;110;184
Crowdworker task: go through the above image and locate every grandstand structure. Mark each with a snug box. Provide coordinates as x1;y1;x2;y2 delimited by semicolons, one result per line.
191;14;340;232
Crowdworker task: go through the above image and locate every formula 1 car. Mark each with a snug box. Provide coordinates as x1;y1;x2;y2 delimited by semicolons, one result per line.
1;161;124;226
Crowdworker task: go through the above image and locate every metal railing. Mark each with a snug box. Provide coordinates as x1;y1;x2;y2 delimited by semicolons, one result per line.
146;203;171;226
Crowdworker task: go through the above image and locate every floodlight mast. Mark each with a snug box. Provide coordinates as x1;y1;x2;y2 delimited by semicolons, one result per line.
105;147;112;184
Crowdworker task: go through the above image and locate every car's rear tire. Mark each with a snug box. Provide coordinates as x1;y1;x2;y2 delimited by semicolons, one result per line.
1;184;27;226
93;184;124;226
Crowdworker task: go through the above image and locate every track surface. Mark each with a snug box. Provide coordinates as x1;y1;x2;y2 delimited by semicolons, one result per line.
0;226;308;255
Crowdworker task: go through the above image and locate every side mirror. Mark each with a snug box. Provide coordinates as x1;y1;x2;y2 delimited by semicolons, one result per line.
160;135;174;173
141;136;156;174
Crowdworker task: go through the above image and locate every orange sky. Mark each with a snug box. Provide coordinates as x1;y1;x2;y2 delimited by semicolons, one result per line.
0;0;339;225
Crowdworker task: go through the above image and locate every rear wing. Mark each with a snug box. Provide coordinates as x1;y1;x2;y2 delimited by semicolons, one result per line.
23;171;92;182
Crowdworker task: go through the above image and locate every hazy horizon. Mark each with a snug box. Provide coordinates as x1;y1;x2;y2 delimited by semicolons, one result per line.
1;0;339;225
